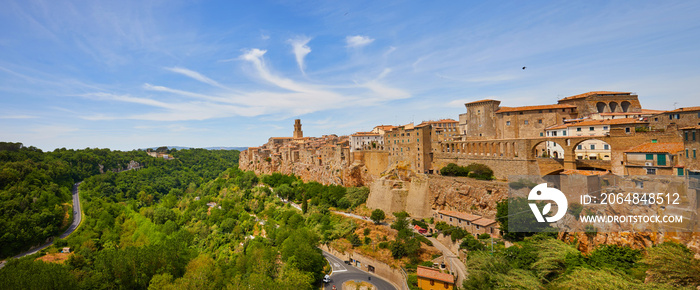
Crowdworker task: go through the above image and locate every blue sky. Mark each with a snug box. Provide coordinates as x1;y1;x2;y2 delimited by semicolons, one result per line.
1;1;699;151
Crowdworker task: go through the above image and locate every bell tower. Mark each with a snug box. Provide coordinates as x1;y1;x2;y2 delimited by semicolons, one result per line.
293;119;303;139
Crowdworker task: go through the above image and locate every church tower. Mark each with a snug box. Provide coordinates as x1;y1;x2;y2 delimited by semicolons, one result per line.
293;119;303;139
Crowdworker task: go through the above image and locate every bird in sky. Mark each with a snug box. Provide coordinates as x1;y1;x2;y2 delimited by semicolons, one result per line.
522;66;526;70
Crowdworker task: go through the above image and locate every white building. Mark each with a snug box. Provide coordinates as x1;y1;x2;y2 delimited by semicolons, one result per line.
544;118;643;160
349;132;383;152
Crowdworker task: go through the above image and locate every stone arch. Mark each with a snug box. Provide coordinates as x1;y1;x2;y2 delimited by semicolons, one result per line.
531;140;566;159
571;137;612;161
542;168;565;176
609;101;619;113
621;101;631;112
596;102;607;113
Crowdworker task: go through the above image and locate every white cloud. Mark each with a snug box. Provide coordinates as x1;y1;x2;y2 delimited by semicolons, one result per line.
289;36;312;75
165;67;226;89
346;35;374;48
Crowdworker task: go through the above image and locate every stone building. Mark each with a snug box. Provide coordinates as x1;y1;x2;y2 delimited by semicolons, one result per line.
496;104;578;139
385;123;433;173
349;132;383;152
624;142;684;175
434;210;500;238
293;119;303;139
463;99;500;139
557;91;642;116
649;106;700;130
680;126;700;178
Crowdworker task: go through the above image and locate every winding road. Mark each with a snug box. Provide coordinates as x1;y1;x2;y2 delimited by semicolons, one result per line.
0;182;82;269
322;250;396;290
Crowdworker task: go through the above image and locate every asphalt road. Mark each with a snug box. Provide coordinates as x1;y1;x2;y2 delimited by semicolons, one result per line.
0;183;82;269
322;250;396;290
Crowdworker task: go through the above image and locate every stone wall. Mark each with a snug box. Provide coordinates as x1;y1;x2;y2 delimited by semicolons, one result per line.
432;153;540;180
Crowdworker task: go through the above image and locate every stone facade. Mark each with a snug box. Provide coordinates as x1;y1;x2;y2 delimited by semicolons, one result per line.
649;106;700;130
680;126;700;177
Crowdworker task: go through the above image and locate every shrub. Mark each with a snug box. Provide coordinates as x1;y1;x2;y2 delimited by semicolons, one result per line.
478;233;491;239
440;163;469;177
509;179;538;190
467;163;494;180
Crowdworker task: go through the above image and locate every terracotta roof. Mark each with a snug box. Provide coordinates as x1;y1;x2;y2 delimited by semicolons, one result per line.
560;169;610;176
374;125;396;130
680;125;700;130
568;118;647;127
270;137;293;140
496;104;576;113
625;142;684;154
438;210;481;221
472;217;497;227
465;99;499;105
416;266;455;284
668;106;700;113
641;109;665;114
351;132;380;136
559;91;631;101
546;124;569;130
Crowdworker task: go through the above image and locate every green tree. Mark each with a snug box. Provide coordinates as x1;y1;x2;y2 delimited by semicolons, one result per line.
370;209;385;224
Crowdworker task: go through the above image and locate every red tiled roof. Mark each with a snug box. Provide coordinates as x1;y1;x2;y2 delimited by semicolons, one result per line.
625;142;684;153
559;91;631;101
568;118;647;127
472;217;497;227
465;99;499;105
351;132;380;136
680;125;700;130
438;210;481;221
417;266;455;284
560;169;610;176
496;104;576;113
668;106;700;113
546;124;569;130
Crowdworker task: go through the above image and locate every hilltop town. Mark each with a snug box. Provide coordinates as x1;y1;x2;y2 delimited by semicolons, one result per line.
241;91;700;251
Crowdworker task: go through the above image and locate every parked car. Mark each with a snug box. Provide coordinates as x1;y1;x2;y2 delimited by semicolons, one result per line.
323;275;331;283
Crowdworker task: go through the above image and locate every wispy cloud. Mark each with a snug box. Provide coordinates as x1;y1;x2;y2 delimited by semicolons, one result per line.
165;67;227;89
0;115;38;119
346;35;374;48
289;36;312;75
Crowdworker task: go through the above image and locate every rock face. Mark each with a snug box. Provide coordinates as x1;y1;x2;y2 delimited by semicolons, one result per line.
560;231;700;257
365;170;508;219
428;175;509;219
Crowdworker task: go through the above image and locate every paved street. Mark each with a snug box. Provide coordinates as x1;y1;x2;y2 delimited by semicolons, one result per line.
322;250;396;290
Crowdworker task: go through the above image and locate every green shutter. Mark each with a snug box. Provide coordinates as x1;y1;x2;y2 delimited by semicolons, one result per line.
657;154;666;166
646;154;653;160
678;168;684;176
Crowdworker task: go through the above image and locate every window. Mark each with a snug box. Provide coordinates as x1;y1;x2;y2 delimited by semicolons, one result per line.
524;120;529;125
694;149;697;159
676;114;680;119
669;114;674;120
657;154;666;166
430;280;435;286
686;132;689;141
577;128;582;132
577;145;583;150
563;131;567;136
693;131;696;141
654;118;658;122
646;154;653;160
678;168;684;176
652;139;658;143
590;144;595;150
604;144;609;150
540;132;544;137
538;119;542;124
647;168;656;175
506;112;510;116
589;127;595;131
603;126;608;130
506;121;511;126
687;149;690;158
626;127;631;133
